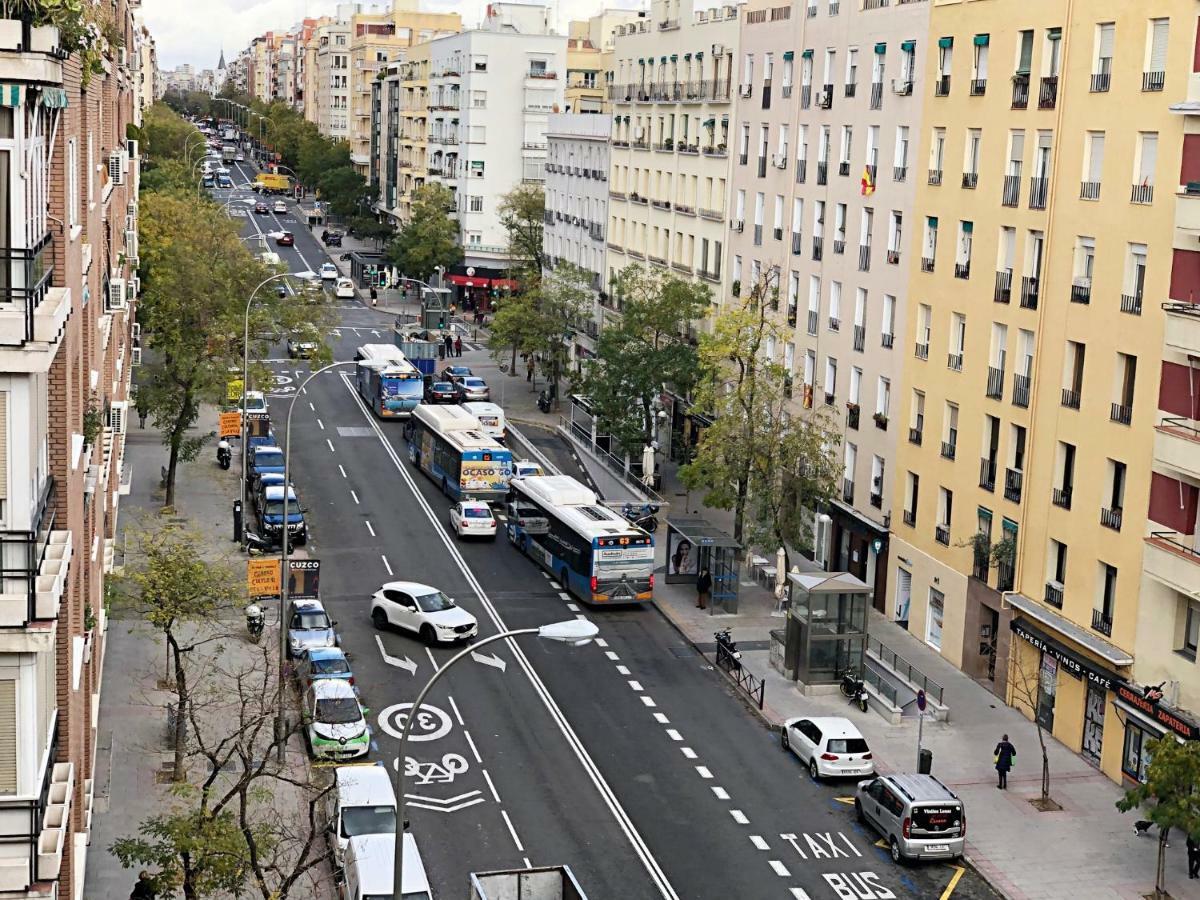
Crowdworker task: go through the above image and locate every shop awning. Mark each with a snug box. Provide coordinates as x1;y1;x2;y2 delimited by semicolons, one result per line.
973;34;990;46
938;36;953;49
900;40;915;52
492;278;519;291
1114;682;1200;741
447;274;484;287
0;84;23;107
782;51;794;61
1010;617;1124;690
874;43;886;55
40;87;67;108
1006;596;1134;667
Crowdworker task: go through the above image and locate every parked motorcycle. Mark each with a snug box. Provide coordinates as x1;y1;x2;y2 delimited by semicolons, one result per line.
243;530;271;556
620;501;660;534
714;628;741;671
245;603;265;643
537;389;552;414
216;439;232;470
840;669;869;713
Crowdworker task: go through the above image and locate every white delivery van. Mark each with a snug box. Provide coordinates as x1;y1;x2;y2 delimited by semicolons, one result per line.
461;401;506;443
325;765;397;869
340;832;431;900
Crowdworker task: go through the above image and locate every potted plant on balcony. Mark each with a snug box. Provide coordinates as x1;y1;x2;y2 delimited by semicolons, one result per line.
872;411;889;428
731;279;740;297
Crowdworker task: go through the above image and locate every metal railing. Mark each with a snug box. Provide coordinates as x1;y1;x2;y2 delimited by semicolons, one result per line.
716;641;765;709
867;636;944;705
861;665;899;708
561;415;665;502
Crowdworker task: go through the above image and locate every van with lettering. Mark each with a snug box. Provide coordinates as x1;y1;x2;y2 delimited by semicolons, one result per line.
854;773;965;864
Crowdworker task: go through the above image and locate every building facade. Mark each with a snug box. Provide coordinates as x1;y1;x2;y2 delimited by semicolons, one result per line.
316;20;353;140
0;2;142;895
888;0;1198;785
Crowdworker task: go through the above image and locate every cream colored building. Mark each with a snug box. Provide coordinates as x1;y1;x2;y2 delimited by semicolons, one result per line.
888;0;1199;784
316;19;353;139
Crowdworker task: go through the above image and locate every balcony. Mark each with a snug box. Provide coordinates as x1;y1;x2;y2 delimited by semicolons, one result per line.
934;74;950;97
940;440;956;461
994;269;1012;303
702;145;728;158
795;159;807;183
0;235;68;349
847;404;860;430
1070;280;1091;303
833;239;846;255
1044;582;1064;609
1052;486;1072;509
903;509;916;527
1012;373;1030;408
1080;180;1100;201
908;426;923;446
812;237;823;261
1004;467;1023;503
881;332;894;349
1001;174;1021;207
1164;302;1200;355
1091;608;1113;637
915;341;929;360
928;168;943;186
1120;293;1143;316
894;165;907;182
954;261;971;280
920;256;934;273
948;352;963;372
838;161;850;178
986;366;1004;399
791;232;803;255
858;244;871;271
1038;75;1058;108
935;524;950;546
870;82;883;109
787;305;798;327
1090;72;1111;92
0;479;71;628
1110;401;1132;425
1100;506;1123;531
1061;387;1081;409
874;413;888;431
1131;183;1154;204
970;78;987;96
807;310;819;334
817;162;828;185
828;316;840;332
1020;275;1039;310
1011;75;1030;109
962;172;978;189
1155;418;1200;481
1029;176;1048;209
887;249;901;265
1142;70;1165;92
842;478;855;503
1145;532;1200;596
979;458;997;491
853;325;865;352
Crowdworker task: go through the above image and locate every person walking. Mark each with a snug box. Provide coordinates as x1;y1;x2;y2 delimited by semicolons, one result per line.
994;734;1016;789
129;871;157;899
454;335;463;357
1187;834;1200;879
526;356;536;382
443;333;453;359
696;567;712;610
135;391;148;429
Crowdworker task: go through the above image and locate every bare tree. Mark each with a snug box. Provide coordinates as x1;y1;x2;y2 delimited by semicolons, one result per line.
1006;653;1059;810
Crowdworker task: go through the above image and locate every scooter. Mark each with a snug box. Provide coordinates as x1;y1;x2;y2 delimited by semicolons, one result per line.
620;501;660;534
245;603;265;644
217;439;232;470
537;389;553;414
243;531;271;556
714;628;742;671
840;669;869;713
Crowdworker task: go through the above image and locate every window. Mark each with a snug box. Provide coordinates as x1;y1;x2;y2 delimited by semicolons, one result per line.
1082;132;1104;196
472;90;487;108
963;129;981;184
1123;720;1153;783
905;471;920;524
1016;30;1034;76
67;138;78;228
824;356;838;402
1097;562;1118;621
846;47;858;91
876;376;890;418
1181;599;1200;659
1134;132;1158;201
1094;23;1115;89
0;680;14;793
926;588;944;650
1145;19;1168;90
943;402;959;455
973;35;989;89
468;195;483;212
829;280;842;329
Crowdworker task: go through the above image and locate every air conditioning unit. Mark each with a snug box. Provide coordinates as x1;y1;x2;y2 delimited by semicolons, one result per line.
892;78;913;95
108;152;124;184
131;347;142;366
732;218;744;232
107;279;126;311
739;84;752;98
817;89;832;108
772;153;787;169
107;401;128;434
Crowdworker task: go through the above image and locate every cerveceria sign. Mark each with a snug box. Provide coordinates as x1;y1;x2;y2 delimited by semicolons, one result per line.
1114;682;1199;741
1009;618;1119;692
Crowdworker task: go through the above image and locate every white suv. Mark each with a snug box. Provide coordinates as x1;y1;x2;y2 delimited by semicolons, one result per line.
369;581;477;644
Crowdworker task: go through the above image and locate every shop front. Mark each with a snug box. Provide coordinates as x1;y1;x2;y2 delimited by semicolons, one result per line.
825;500;889;612
1113;680;1200;783
445;266;519;313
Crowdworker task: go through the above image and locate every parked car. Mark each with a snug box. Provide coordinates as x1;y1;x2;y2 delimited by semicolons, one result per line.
302;678;369;761
321;230;344;246
257;484;307;546
320;262;338;281
453;376;490;402
512;460;545;479
325;765;396;869
781;716;875;781
287;332;318;358
241;390;268;414
855;773;965;864
449;500;497;540
287;599;337;659
248;445;285;488
504;498;549;542
423;381;458;404
254;202;269;215
297;647;354;692
369;581;477;644
335;277;356;299
273;199;288;214
341;833;431;900
439;365;473;383
275;231;294;246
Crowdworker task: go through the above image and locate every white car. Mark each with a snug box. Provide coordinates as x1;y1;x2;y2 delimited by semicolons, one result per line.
512;460;544;479
370;581;478;645
781;716;875;781
449;500;497;539
273;199;288;214
235;152;245;162
320;262;338;281
335;277;356;299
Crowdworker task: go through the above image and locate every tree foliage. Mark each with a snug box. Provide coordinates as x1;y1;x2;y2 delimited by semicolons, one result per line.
679;272;840;551
385;183;462;282
497;183;546;274
578;266;708;451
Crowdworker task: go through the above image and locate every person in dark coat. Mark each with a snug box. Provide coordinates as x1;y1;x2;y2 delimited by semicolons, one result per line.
1187;834;1200;879
994;734;1016;789
443;334;453;357
130;871;157;899
695;567;712;610
454;335;463;357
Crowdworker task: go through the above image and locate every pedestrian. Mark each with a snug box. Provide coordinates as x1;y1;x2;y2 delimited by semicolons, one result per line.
993;733;1016;789
129;871;157;900
695;567;711;610
1188;834;1200;879
370;286;378;307
438;341;446;360
443;334;453;358
135;392;148;429
526;357;535;382
454;336;462;357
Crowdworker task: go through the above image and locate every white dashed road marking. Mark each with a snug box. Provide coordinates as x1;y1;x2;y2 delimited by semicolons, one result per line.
640;696;657;708
605;651;620;661
381;555;393;576
680;747;697;759
616;665;631;676
628;680;643;691
768;860;790;877
665;729;683;742
750;835;770;851
338;464;347;478
712;787;730;800
326;438;336;453
653;713;669;724
364;520;375;537
695;766;713;779
350;490;359;504
730;810;749;825
501;809;525;853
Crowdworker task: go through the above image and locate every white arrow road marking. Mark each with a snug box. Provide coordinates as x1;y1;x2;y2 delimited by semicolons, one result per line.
471;650;507;672
370;329;380;337
374;634;417;675
404;789;486;813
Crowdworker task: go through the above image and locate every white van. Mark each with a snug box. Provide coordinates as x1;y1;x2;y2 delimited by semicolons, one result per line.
335;277;356;299
340;832;431;900
461;401;506;443
325;765;397;869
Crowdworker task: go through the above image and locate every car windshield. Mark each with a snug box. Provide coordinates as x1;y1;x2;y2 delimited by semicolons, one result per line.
265;499;303;516
414;591;455;613
315;697;361;724
447;367;470;376
292;611;330;630
256;452;283;466
312;656;350;676
464;507;491;518
341;805;396;838
462;378;485;388
827;738;870;754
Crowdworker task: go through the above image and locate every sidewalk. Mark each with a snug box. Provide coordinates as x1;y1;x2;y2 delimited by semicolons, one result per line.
85;409;334;898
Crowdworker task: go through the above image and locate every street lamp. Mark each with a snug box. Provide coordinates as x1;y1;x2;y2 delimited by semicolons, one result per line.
275;360;358;761
391;619;599;898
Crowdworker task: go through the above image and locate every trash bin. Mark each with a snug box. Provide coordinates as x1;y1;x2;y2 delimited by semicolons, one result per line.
918;748;933;774
233;499;243;543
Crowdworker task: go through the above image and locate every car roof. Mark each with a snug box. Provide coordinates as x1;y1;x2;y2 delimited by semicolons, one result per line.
263;485;297;500
461;377;486;384
380;580;440;596
293;599;325;612
787;716;865;739
446;365;471;373
312;678;357;699
879;772;961;803
334;764;396;807
321;262;336;268
346;833;427;893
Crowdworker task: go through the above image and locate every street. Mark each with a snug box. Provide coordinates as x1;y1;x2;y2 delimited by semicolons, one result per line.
215;173;997;900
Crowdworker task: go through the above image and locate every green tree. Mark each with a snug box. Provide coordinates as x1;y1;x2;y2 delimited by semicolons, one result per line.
579;265;709;451
497;183;546;273
679;271;840;551
386;183;462;282
1117;737;1200;897
112;806;250;900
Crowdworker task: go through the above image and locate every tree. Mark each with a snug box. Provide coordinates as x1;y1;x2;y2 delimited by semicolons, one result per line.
347;214;394;248
1006;653;1057;811
679;271;840;552
578;265;709;451
1117;738;1200;897
125;525;241;781
497;183;546;273
386;183;462;282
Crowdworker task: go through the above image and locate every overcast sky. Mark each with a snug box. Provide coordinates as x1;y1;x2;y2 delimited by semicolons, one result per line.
144;0;641;71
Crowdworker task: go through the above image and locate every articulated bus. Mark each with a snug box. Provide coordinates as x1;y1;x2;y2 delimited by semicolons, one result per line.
507;475;655;605
403;404;512;503
355;344;423;418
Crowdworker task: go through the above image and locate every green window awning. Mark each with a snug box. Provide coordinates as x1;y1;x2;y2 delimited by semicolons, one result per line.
695;51;704;59
901;40;915;52
670;54;678;61
783;51;794;61
874;43;887;55
801;49;813;59
703;118;716;127
1048;28;1062;41
661;56;667;63
973;34;989;47
938;37;953;49
40;87;67;108
977;507;993;521
927;216;938;227
638;58;645;65
684;53;692;60
962;221;974;233
0;84;23;107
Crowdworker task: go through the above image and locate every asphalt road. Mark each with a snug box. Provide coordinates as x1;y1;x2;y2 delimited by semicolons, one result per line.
217;173;999;900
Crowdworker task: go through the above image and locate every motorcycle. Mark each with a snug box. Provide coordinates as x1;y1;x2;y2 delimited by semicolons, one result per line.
537;389;552;414
243;530;271;556
620;501;660;534
245;603;265;644
714;628;741;671
216;439;232;470
840;669;869;713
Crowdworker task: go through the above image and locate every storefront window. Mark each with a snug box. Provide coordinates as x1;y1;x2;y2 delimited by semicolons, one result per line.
1123;722;1153;783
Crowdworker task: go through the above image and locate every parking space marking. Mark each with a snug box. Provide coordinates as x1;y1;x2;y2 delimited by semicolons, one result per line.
939;865;965;900
481;768;501;803
317;418;325;430
653;713;669;724
338;464;348;478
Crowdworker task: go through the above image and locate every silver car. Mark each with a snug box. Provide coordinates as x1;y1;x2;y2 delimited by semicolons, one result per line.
855;773;965;864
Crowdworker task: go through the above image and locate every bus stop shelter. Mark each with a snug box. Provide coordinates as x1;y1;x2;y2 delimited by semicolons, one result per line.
779;571;870;688
664;517;741;614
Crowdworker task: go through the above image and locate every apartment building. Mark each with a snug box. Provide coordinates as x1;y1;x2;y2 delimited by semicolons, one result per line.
730;0;929;606
889;0;1198;784
249;35;273;103
0;2;143;895
376;42;432;224
545;113;611;363
567;11;644;116
348;8;461;176
316;19;353;139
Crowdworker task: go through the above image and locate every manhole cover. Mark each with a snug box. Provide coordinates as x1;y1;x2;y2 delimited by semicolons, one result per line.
336;427;375;438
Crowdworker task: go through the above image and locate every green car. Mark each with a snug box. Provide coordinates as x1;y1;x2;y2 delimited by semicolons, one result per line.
303;678;369;760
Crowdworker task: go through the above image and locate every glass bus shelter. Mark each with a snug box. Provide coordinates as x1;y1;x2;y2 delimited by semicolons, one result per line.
664;517;741;614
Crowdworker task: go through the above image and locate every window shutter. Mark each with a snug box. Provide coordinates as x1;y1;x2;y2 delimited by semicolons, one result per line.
1088;134;1105;182
976;45;989;79
1098;24;1115;59
1018;32;1033;73
1140;134;1158;183
0;680;16;793
1150;20;1169;71
0;393;6;500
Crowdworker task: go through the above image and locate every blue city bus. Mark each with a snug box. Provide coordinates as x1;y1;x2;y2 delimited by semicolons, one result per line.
507;475;655;605
354;344;423;418
403;404;512;503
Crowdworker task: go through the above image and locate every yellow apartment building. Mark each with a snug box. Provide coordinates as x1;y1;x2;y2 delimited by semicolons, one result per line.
889;0;1199;784
565;35;604;113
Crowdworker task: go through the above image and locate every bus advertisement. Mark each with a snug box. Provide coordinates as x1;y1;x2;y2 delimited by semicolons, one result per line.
404;405;512;503
355;344;423;418
507;475;655;605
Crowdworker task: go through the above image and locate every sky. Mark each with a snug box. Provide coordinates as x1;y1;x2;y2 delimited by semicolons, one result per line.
144;0;633;71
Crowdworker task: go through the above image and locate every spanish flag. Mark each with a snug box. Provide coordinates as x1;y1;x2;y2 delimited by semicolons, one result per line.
860;166;876;197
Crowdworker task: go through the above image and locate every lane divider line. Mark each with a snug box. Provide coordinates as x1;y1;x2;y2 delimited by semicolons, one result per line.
350;490;360;505
481;768;502;804
364;520;375;537
463;729;483;765
749;835;769;851
446;694;465;727
712;787;730;801
326;438;336;453
500;809;526;853
338;465;348;478
730;810;749;825
768;860;790;877
381;555;393;576
680;747;697;759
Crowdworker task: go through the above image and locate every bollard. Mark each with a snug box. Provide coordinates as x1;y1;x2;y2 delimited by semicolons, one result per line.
233;499;243;543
